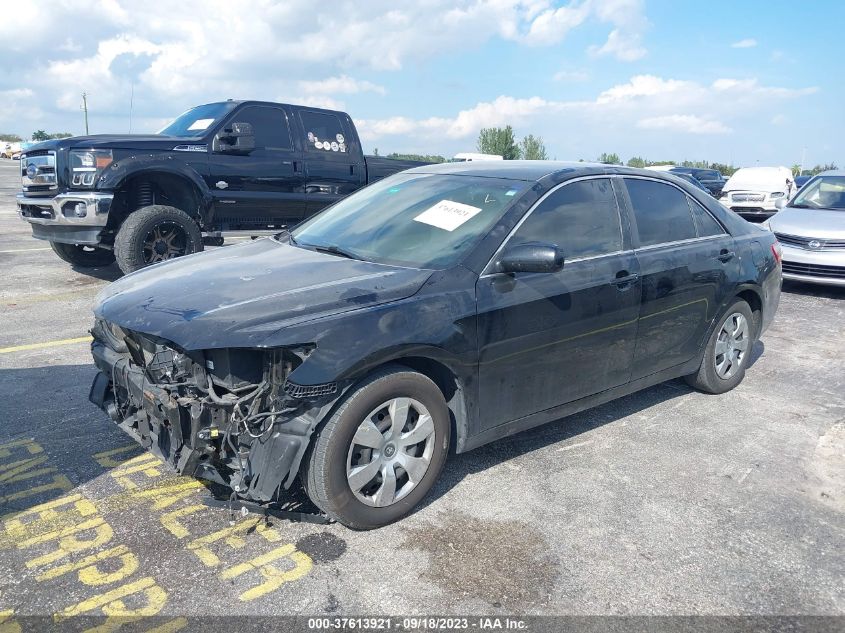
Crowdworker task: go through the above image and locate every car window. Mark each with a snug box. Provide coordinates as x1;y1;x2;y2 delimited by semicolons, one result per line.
299;110;348;153
688;198;725;237
508;178;623;260
626;178;698;246
232;106;292;150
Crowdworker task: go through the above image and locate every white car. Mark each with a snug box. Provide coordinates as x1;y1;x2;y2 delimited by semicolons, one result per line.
720;166;795;222
764;171;845;287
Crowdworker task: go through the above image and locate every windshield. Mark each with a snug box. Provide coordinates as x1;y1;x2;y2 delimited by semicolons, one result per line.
291;172;528;269
790;175;845;210
157;102;237;137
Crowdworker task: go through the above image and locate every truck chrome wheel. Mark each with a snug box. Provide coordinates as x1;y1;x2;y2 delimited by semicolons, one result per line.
143;222;188;263
346;397;436;508
714;312;749;380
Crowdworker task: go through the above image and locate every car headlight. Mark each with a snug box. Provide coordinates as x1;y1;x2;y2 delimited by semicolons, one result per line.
770;191;785;198
69;149;113;188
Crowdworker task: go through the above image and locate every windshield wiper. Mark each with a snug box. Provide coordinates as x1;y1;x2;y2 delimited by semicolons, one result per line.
302;242;363;260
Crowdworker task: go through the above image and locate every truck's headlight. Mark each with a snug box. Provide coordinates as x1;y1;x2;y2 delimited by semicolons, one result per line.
70;150;112;188
770;191;785;198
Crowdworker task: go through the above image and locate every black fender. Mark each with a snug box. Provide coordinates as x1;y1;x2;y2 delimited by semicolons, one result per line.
98;154;215;225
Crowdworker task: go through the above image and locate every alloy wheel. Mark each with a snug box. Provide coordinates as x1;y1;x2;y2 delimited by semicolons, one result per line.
142;222;189;264
714;312;749;380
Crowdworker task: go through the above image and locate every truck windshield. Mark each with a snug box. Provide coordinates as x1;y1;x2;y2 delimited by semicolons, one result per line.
291;172;528;269
157;102;237;137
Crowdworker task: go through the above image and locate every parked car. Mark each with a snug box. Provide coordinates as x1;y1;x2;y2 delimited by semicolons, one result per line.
1;142;20;159
670;171;712;195
794;175;812;189
763;170;845;286
719;166;795;222
670;167;726;197
16;101;429;274
89;162;781;529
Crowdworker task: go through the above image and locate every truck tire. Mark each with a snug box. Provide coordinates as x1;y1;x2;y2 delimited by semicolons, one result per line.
303;365;450;529
50;242;116;267
684;299;755;394
114;205;203;274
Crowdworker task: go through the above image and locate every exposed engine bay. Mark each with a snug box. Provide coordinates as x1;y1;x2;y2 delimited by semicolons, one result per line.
88;318;341;503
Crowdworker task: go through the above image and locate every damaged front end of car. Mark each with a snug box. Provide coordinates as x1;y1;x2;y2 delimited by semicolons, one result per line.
88;318;342;502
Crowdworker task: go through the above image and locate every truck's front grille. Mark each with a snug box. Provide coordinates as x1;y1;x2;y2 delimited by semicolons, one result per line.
21;150;58;191
731;193;765;202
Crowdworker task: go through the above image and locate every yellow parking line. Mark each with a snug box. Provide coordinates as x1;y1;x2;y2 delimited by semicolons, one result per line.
0;247;52;253
0;336;92;354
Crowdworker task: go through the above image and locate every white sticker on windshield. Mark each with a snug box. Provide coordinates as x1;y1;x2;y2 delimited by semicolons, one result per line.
413;200;482;232
187;118;214;131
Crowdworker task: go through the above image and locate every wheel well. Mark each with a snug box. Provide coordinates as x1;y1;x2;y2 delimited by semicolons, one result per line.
390;357;467;453
736;289;763;337
108;173;203;234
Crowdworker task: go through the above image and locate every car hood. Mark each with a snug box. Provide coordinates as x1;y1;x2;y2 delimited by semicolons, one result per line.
94;238;433;350
770;207;845;238
25;134;200;154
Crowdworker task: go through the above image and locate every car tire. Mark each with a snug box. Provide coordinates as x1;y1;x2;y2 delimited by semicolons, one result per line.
684;299;755;394
114;205;203;274
303;365;450;529
49;242;116;267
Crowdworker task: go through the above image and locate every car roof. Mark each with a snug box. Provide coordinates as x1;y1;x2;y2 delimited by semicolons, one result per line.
405;160;698;182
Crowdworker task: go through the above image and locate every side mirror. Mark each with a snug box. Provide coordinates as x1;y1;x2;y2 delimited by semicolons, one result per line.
498;242;564;274
214;122;255;154
774;198;786;210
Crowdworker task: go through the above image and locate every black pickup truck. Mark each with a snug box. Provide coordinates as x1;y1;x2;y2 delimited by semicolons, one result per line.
16;101;427;273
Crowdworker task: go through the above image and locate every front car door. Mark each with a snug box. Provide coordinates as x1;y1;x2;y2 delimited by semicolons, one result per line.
618;177;739;379
476;177;641;430
207;104;306;229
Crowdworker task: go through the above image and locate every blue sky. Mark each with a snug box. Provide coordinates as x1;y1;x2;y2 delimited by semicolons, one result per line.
1;0;841;168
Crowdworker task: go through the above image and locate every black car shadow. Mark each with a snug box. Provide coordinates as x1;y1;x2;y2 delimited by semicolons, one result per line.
421;338;766;511
69;262;123;283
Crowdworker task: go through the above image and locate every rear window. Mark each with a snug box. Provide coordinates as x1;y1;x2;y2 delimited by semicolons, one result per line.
300;111;348;153
626;178;697;246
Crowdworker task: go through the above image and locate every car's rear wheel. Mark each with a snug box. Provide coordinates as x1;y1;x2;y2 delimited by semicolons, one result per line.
50;242;116;267
114;205;203;274
303;366;450;529
684;299;754;394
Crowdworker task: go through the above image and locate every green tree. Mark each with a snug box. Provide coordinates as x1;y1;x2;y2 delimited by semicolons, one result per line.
51;132;72;139
31;130;49;141
626;156;646;168
710;162;738;177
597;152;621;165
477;126;520;160
372;147;379;156
807;163;838;176
0;133;22;142
519;134;547;160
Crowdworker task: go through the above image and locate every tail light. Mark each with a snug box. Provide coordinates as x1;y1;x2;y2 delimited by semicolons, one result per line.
771;241;782;264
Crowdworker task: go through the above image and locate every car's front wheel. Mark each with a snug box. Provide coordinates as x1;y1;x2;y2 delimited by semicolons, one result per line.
304;366;450;529
685;299;755;394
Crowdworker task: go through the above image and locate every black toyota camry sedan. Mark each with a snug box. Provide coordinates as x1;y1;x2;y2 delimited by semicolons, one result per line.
89;161;782;529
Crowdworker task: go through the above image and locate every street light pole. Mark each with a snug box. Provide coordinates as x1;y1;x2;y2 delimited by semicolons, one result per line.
82;92;89;135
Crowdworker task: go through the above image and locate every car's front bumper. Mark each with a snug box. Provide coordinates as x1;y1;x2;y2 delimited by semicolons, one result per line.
725;203;779;222
780;244;845;287
17;191;112;245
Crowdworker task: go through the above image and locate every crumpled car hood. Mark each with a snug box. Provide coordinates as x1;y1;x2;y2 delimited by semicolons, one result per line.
94;238;433;350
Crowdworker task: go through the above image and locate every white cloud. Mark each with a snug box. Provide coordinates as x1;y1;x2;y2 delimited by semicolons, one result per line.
731;38;758;48
637;115;731;135
596;75;697;103
298;76;386;96
553;69;589;82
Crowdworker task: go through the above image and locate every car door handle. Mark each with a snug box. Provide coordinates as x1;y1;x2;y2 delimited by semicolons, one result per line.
611;271;639;288
718;249;735;262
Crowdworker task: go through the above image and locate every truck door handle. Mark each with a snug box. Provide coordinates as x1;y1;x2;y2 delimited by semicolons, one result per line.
718;249;735;262
349;165;355;176
293;160;301;173
611;271;639;289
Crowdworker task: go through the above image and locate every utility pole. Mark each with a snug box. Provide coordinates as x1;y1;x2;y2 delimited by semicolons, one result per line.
82;92;89;135
800;147;806;176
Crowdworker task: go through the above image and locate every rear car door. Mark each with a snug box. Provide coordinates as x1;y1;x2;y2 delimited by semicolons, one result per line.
476;177;641;430
619;177;739;379
297;109;366;214
207;104;306;229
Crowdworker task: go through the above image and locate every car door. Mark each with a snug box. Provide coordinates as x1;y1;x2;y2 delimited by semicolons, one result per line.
619;177;739;379
207;104;307;229
476;177;641;431
297;109;366;214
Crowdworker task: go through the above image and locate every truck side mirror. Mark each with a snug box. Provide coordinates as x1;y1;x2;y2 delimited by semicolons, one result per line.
214;122;255;154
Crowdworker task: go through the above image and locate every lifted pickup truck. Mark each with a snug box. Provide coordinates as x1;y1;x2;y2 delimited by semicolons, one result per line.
16;101;427;273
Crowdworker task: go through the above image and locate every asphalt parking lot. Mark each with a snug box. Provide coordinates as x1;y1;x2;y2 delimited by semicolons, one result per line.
0;159;843;620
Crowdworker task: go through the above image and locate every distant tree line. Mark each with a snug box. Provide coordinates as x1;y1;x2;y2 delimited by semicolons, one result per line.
0;133;23;142
31;130;73;141
477;126;548;160
386;152;447;163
